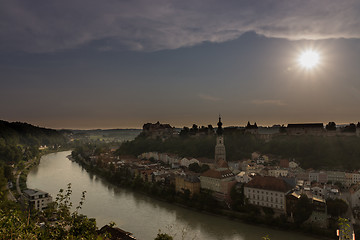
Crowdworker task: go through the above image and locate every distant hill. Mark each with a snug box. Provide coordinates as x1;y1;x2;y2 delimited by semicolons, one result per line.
69;129;142;142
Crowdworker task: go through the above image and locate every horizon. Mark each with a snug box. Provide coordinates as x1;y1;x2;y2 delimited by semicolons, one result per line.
1;117;358;131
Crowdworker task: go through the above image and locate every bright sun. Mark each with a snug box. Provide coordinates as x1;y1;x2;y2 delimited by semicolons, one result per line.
298;50;320;69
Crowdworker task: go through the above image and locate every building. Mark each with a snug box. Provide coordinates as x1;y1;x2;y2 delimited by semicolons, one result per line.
349;184;360;208
214;116;226;164
268;168;288;178
345;172;360;187
141;121;175;139
289;161;298;169
175;173;201;196
197;157;216;169
286;123;324;136
180;157;200;168
244;176;292;213
245;121;258;134
23;189;52;211
327;171;346;185
279;159;289;168
309;171;327;184
235;171;253;183
200;168;236;201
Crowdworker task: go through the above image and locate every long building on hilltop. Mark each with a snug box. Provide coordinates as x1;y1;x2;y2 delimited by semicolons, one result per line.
286;123;324;136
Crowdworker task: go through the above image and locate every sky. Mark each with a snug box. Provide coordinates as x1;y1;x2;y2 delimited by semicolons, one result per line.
1;0;360;129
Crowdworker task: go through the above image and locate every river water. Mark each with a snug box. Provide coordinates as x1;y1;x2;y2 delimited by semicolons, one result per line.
27;151;319;240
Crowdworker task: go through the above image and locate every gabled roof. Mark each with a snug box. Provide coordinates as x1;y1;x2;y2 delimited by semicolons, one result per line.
245;176;292;192
217;159;229;168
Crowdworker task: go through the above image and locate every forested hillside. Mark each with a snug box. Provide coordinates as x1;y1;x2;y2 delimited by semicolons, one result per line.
0;120;66;164
0;120;67;195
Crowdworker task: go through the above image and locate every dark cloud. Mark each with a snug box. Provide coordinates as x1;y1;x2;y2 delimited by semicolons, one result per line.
0;0;359;52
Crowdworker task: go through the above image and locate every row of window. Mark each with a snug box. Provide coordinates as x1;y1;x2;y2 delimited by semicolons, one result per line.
251;195;283;204
250;200;283;209
248;189;280;196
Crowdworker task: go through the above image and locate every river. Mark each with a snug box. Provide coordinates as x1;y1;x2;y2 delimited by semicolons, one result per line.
27;151;319;240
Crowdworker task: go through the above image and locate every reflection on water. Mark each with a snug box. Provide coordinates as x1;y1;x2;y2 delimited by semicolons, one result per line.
27;151;318;240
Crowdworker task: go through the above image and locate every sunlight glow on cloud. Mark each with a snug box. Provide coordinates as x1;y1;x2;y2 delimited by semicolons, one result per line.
0;0;359;52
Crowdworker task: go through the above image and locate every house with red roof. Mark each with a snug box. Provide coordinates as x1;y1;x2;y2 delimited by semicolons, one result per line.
244;176;293;213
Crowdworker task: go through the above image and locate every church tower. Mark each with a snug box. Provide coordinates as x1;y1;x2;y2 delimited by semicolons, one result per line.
215;116;226;163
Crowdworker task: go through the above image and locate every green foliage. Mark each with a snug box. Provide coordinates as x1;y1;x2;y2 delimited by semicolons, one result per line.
293;194;313;225
154;231;174;240
188;163;201;173
0;120;67;175
0;183;104;239
200;164;210;173
338;217;352;240
230;183;245;211
116;135;216;159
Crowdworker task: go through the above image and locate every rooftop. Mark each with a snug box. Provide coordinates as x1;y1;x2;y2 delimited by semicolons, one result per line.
201;169;234;179
23;188;49;197
287;123;324;128
245;176;292;192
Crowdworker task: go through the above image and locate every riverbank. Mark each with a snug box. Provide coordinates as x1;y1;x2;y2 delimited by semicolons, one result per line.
27;151;326;240
10;148;72;201
71;152;335;240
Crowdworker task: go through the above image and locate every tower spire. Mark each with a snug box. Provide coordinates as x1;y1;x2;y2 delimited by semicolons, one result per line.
216;115;223;135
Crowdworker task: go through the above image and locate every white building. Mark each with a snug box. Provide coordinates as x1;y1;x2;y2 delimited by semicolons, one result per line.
180;157;200;168
327;171;346;185
345;172;360;187
268;168;288;178
23;189;52;211
350;184;360;208
235;171;252;183
289;161;298;169
244;176;292;213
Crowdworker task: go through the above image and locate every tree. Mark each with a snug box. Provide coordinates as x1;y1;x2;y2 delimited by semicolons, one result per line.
230;184;245;211
200;164;210;173
327;198;348;217
188;163;201;173
338;217;352;240
293;194;313;225
0;184;102;239
326;122;336;131
343;123;356;133
154;231;173;240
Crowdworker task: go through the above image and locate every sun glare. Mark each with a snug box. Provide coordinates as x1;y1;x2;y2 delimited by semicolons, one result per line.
298;50;320;69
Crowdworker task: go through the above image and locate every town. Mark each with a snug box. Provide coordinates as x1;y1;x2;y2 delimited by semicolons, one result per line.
69;118;360;239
